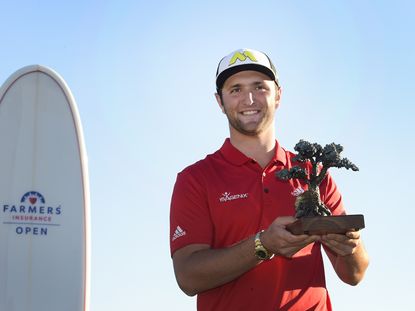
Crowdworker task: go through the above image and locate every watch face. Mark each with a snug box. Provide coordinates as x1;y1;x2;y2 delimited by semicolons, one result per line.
257;250;267;259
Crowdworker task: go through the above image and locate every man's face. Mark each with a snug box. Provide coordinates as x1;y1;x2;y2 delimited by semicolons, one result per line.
216;70;281;137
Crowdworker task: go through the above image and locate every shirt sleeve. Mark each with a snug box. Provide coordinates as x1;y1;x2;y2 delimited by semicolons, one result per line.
170;168;214;257
319;172;345;216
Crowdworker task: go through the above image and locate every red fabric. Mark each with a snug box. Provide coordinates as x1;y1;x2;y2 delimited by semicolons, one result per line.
170;139;344;311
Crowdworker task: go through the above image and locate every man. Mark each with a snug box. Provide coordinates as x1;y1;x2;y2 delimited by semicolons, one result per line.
170;48;369;310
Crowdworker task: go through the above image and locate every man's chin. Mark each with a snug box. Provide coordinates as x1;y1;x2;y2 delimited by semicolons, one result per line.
232;126;262;136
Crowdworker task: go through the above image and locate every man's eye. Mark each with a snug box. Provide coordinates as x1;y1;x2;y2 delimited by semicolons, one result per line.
255;85;265;90
230;88;240;94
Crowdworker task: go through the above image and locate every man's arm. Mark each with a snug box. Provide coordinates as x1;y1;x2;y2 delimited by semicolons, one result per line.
172;216;320;296
322;231;369;285
172;238;258;296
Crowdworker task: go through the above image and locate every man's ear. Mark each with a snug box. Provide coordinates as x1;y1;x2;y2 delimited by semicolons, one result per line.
274;87;282;110
215;93;225;113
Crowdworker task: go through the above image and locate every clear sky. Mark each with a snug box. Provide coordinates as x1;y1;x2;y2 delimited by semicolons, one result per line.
1;1;414;310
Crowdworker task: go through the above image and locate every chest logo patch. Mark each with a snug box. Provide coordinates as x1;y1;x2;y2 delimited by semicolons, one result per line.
291;187;305;197
219;192;249;203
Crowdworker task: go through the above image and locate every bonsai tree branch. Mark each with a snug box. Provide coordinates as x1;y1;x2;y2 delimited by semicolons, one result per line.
275;140;359;217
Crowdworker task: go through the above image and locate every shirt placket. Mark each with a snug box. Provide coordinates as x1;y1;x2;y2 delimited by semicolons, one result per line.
261;165;274;210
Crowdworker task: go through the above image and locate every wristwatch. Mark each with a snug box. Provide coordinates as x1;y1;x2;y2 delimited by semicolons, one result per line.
254;230;273;260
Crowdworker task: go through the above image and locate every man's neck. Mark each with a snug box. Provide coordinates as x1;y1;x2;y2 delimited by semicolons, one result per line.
229;129;276;169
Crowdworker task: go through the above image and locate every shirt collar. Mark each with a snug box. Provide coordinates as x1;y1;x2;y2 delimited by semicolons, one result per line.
219;138;287;166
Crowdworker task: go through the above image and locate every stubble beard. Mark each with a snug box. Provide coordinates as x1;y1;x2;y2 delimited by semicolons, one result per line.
223;104;273;137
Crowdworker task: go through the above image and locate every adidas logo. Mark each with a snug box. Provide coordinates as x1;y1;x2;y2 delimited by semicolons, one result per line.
172;226;186;241
291;187;305;197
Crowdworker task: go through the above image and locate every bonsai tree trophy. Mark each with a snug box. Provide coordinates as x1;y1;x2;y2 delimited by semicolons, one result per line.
276;140;365;235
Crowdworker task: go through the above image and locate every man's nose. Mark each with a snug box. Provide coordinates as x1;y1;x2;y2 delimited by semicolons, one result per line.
245;91;254;106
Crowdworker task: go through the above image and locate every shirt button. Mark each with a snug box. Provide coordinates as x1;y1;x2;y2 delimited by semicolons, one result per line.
264;188;269;193
262;172;266;177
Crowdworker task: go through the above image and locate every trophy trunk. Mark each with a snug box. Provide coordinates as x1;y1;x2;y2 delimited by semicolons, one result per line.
294;186;332;218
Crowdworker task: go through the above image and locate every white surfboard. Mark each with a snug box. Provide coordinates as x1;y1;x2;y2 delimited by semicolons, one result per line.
0;65;90;311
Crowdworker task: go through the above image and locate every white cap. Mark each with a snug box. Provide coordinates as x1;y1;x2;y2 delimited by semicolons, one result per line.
215;48;279;90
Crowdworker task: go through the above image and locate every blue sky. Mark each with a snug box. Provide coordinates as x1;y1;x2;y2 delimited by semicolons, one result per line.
1;1;414;310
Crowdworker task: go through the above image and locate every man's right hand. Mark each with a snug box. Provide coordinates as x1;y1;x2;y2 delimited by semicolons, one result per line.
261;216;320;258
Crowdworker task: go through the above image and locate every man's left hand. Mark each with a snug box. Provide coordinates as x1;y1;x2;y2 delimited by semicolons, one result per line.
321;231;361;257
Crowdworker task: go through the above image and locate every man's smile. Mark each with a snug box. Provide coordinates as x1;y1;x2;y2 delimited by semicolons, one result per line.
240;110;260;116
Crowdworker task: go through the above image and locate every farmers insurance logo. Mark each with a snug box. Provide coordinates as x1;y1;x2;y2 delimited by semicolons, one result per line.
1;191;62;236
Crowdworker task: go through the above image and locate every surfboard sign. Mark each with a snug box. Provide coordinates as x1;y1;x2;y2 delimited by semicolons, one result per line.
0;65;90;311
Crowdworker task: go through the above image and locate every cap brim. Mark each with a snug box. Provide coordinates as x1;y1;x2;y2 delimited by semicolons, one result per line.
216;64;276;90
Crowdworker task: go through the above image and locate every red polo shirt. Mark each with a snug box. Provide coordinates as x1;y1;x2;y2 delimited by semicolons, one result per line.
170;139;344;311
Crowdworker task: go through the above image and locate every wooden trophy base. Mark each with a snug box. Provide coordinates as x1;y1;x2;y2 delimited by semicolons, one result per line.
286;214;365;235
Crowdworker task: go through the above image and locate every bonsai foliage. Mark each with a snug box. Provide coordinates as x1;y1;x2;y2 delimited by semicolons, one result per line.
276;140;359;218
